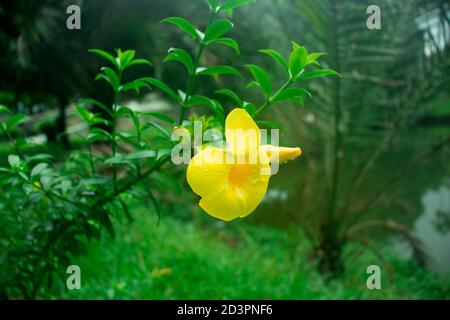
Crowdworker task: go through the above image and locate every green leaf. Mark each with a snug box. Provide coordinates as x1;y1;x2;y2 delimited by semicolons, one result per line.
31;163;48;178
125;150;157;160
142;78;179;101
246;64;272;96
6;113;28;130
208;0;219;10
164;48;195;74
0;105;11;114
90;128;113;141
204;19;234;43
140;111;175;124
187;96;224;121
307;52;326;65
243;102;257;116
119;78;151;94
76;105;94;124
209;38;240;54
220;0;254;11
162;17;201;41
296;69;341;81
25;154;54;165
255;120;282;129
88;49;118;68
8;155;20;168
79;98;112;116
259;49;288;72
142;123;171;139
104;155;129;165
215;89;243;106
272;87;312;103
118;50;136;69
196;65;241;78
127;58;152;68
96;67;120;91
289;46;308;79
186;95;215;109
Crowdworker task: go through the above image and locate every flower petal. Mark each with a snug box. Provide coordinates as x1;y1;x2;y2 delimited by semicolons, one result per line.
259;145;302;163
187;147;232;197
199;163;271;221
225;108;260;158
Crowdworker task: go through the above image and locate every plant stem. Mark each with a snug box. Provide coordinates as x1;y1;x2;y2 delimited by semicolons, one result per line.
178;11;216;125
254;78;294;118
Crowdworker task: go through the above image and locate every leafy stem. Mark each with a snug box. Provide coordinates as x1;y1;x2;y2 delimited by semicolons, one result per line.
254;77;294;117
178;10;217;125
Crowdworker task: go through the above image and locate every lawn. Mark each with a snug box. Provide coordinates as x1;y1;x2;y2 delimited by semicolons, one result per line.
45;208;449;300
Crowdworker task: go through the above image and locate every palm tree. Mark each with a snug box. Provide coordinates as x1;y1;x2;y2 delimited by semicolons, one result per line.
274;0;450;276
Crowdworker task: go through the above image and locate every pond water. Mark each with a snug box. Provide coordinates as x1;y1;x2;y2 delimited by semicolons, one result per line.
254;146;450;276
394;185;450;275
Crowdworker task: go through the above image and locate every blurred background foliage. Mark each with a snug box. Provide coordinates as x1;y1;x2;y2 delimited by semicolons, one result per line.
0;0;449;298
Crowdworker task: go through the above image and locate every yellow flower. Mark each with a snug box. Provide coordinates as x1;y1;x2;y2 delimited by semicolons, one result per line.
187;108;301;221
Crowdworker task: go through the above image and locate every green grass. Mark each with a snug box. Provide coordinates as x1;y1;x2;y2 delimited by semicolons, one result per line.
45;208;449;300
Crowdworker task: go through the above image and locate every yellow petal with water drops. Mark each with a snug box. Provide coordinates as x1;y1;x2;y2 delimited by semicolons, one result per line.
199;163;271;221
187;147;232;198
259;145;302;163
225;108;260;158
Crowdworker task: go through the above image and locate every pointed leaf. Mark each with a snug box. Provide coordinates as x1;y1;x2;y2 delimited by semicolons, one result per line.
297;69;341;81
259;49;288;72
215;89;243;106
164;48;195;74
196;65;241;77
209;38;240;54
246;64;272;96
162;17;201;41
204;19;234;42
88;49;118;68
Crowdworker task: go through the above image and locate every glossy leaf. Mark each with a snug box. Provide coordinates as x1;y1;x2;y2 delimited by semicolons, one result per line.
128;58;152;68
125;150;157;160
96;67;120;91
296;69;341;81
142;78;179;101
31;163;49;178
162;17;201;41
272;87;312;103
0;105;11;114
118;50;135;69
259;49;289;72
215;89;243;106
246;64;272;96
79;98;112;116
120;78;151;94
289;46;308;79
140;111;175;124
8;155;20;168
88;49;118;68
6;114;28;130
243;102;257;116
196;65;241;78
164;48;195;74
209;38;240;54
204;19;234;43
220;0;254;11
